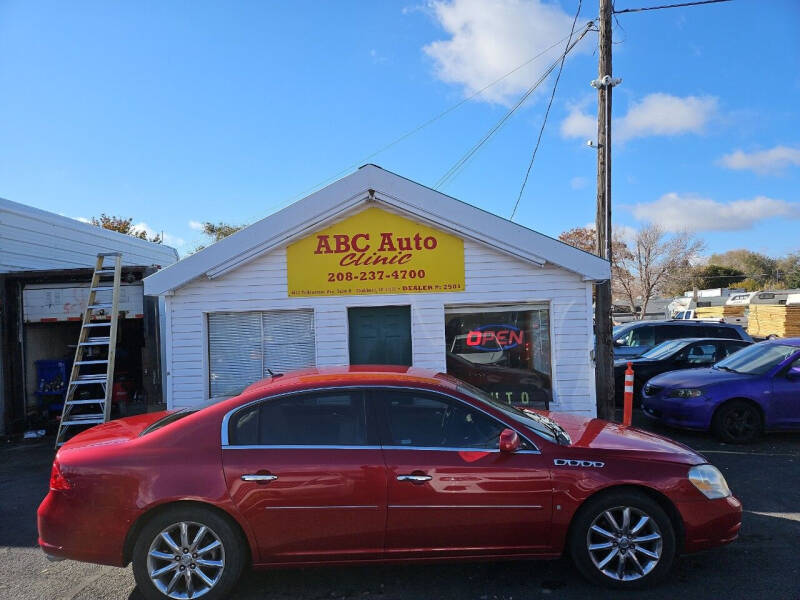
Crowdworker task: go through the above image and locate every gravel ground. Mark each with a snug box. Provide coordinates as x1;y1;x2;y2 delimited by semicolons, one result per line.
1;412;798;600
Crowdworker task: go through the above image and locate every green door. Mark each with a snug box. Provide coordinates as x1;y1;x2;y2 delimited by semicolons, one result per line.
348;306;412;366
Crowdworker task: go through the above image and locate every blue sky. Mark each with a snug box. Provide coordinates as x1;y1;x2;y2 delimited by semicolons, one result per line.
1;0;798;257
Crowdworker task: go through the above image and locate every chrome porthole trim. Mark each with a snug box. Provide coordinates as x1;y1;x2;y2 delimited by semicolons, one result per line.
147;521;225;599
586;505;663;582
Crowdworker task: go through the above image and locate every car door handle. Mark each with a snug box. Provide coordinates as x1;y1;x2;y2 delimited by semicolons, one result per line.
397;474;432;483
241;474;278;483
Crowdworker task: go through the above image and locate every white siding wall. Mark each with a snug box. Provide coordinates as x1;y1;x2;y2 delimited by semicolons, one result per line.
0;198;178;272
166;240;596;416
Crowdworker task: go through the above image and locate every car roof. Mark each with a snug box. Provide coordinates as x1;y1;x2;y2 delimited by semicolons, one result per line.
238;365;457;398
619;320;739;328
763;337;800;347
666;337;749;344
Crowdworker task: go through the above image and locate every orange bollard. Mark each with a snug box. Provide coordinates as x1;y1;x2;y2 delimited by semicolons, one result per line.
623;362;634;426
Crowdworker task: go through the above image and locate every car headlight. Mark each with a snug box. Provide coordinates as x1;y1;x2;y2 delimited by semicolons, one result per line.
667;388;703;398
688;464;731;499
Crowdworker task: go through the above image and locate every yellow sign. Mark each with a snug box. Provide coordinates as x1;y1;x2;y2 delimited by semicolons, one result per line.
287;207;465;297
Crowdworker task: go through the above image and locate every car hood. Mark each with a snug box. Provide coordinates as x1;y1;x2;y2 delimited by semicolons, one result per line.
647;367;750;388
541;411;704;465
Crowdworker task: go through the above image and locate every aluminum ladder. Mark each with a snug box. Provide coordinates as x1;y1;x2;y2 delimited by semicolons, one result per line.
55;253;122;448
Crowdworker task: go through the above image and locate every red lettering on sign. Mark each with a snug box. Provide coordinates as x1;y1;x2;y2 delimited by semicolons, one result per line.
351;233;370;252
378;232;396;252
423;236;437;250
508;330;524;345
314;235;333;255
334;234;350;253
466;331;482;346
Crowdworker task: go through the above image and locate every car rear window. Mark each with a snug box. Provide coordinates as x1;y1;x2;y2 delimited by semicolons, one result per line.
140;409;197;437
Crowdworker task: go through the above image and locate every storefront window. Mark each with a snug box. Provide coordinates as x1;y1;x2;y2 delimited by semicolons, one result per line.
444;306;552;408
208;309;315;398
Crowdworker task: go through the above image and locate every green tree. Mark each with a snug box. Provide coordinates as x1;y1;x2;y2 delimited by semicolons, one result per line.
193;221;244;252
693;264;746;289
90;214;161;243
707;249;776;285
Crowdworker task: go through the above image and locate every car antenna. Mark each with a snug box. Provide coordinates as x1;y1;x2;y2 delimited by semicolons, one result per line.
266;368;283;379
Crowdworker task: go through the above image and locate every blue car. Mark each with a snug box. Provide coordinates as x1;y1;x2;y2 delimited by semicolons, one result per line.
641;338;800;443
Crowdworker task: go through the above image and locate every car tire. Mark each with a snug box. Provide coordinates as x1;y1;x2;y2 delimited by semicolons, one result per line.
569;490;676;589
132;505;246;600
712;399;762;444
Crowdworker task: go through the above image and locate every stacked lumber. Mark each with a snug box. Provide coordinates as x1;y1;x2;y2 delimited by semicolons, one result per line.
747;304;800;338
695;306;746;319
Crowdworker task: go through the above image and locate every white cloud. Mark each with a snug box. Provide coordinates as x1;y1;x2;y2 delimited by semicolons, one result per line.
561;93;718;142
423;0;589;105
188;220;205;231
632;193;800;232
561;108;595;139
73;216;91;224
133;221;185;248
570;176;588;190
718;145;800;175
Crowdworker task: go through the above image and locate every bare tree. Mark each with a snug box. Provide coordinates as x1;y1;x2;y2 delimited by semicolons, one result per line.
615;225;704;319
558;225;634;302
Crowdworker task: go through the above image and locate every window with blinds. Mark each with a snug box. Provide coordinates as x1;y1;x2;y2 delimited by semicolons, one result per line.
208;310;316;398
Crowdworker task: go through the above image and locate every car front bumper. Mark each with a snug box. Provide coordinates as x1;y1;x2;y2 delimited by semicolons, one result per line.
640;394;716;430
677;495;743;554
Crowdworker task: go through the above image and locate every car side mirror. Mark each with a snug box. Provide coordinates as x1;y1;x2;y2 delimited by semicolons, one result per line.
499;428;520;453
787;367;800;381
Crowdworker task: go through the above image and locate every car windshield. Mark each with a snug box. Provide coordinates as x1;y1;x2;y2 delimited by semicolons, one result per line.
455;381;570;445
713;343;799;375
642;339;689;360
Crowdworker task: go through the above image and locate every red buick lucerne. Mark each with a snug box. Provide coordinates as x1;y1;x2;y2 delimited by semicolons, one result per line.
39;367;742;599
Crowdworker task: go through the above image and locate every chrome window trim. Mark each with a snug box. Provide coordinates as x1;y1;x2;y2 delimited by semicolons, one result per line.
381;446;541;454
220;385;541;454
223;444;381;451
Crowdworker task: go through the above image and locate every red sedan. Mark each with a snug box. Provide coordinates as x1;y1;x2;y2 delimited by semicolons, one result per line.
39;367;741;599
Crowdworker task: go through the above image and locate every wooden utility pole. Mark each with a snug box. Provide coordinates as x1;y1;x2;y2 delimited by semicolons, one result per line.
593;0;619;421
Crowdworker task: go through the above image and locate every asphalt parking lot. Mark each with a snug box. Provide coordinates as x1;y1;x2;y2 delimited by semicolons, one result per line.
1;412;798;600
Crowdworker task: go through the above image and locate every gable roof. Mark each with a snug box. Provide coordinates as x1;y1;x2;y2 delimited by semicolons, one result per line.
143;164;609;295
0;196;179;273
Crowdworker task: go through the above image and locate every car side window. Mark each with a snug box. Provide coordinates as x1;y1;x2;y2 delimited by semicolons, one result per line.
719;342;744;358
630;325;655;347
712;326;740;340
686;343;716;365
228;390;368;446
381;391;509;450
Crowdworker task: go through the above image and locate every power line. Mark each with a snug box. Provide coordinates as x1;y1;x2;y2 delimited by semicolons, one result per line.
257;26;597;221
433;22;594;191
510;0;582;221
613;0;732;15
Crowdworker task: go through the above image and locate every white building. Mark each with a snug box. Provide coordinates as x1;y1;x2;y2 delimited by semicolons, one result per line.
144;165;609;416
0;197;178;435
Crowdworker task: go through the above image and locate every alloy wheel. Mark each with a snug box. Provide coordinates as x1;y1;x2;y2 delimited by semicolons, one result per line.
146;521;225;599
723;406;758;441
586;505;663;582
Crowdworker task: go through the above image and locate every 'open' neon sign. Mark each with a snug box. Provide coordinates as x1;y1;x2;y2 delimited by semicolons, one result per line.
465;325;524;351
